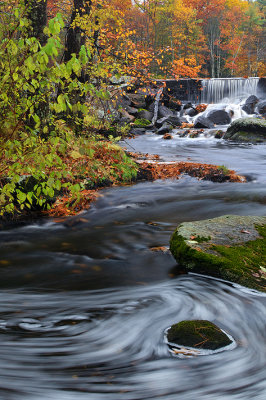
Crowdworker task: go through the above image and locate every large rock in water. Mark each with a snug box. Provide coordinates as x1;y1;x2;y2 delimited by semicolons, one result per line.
207;109;231;125
257;100;266;115
167;320;232;351
170;215;266;292
156;115;182;128
194;116;214;129
223;118;266;143
242;95;259;115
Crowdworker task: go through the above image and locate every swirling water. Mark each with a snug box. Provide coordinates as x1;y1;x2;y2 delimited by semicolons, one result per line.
0;133;266;400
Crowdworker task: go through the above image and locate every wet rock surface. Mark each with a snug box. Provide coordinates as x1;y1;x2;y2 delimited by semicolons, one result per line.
207;109;231;125
194;116;215;129
242;95;259;115
224;117;266;142
170;215;266;292
167;320;233;351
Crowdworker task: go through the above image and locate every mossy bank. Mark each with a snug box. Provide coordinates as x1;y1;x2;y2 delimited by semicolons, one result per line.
170;215;266;292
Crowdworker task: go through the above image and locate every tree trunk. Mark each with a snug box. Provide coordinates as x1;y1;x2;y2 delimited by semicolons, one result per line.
64;0;92;62
25;0;47;45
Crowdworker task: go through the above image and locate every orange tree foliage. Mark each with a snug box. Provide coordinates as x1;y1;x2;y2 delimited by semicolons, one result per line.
6;0;265;79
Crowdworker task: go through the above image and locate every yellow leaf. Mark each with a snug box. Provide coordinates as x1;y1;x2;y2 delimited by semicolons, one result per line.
70;150;83;159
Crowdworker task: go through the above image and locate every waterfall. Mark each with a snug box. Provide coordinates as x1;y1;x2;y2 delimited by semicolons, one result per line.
201;77;259;104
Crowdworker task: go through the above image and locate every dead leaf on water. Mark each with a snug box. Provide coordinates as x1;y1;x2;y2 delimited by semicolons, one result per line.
241;229;251;234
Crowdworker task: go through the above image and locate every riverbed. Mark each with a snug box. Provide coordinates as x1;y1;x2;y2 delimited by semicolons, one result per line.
0;133;266;399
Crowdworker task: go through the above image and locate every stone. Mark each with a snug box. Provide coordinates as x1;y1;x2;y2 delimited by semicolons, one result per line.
194;116;214;129
137;109;153;122
167;320;232;350
257;100;266;115
170;215;266;292
207;109;231;125
158;105;174;118
168;98;182;111
130;128;146;136
119;109;135;123
185;107;198;117
127;93;147;109
147;102;156;113
224;117;266;143
242;95;259;115
124;105;138;116
156;123;172;135
214;130;224;139
183;102;193;110
156;116;182;128
163;133;172;140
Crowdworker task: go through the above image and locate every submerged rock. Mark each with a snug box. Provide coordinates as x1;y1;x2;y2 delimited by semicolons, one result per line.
163;133;172;140
224;118;266;143
170;215;266;292
167;320;232;351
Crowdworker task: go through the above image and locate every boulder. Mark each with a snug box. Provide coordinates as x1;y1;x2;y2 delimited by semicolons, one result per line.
170;215;266;292
207;109;231;125
124;105;138;116
185;107;198;117
242;95;259;115
257;100;266;115
224;117;266;143
167;320;233;351
137;109;153;122
119;109;135;123
162;90;182;111
156;116;182;128
183;102;193;110
156;123;172;135
127;93;147;109
168;98;182;111
194;116;214;129
147;102;156;113
158;105;174;118
130;127;146;136
163;133;173;140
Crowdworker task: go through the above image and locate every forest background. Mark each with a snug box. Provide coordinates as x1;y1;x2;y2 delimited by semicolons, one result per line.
0;0;265;216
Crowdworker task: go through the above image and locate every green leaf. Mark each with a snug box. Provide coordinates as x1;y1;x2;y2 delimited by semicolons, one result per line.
16;190;26;203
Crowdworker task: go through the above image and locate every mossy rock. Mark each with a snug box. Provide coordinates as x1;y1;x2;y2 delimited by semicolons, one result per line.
170;215;266;292
224;118;266;143
167;320;232;350
133;118;152;127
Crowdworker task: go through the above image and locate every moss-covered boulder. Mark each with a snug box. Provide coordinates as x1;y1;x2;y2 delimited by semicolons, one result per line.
167;320;232;350
223;118;266;143
170;215;266;292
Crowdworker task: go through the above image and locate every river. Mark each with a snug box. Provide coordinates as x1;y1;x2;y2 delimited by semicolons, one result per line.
0;132;266;399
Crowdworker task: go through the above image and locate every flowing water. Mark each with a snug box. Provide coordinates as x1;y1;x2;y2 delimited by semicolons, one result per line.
200;78;259;104
1;129;266;399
